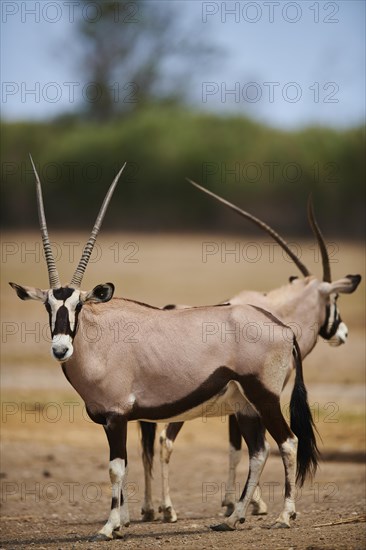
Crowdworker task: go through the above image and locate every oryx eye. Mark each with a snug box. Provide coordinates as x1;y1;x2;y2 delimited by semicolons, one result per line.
75;302;82;313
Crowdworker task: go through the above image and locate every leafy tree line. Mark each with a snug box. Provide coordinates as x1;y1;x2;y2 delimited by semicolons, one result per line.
1;106;364;237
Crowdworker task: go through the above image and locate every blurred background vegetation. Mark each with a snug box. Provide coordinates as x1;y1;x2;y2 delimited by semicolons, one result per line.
1;112;364;236
1;0;364;237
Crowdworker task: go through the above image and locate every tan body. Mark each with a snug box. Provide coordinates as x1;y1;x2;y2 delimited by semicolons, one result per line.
64;299;293;423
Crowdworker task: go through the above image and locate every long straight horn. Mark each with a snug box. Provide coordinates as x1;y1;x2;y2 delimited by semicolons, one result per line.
30;154;61;289
187;178;311;277
307;195;331;282
70;163;127;288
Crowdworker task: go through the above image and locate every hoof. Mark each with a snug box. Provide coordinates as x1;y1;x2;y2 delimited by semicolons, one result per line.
90;533;113;542
271;521;290;529
112;530;126;539
210;522;235;532
159;505;177;523
141;508;155;522
223;503;235;517
121;521;130;528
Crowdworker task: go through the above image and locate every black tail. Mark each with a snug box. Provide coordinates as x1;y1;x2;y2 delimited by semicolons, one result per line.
139;421;157;476
290;338;320;486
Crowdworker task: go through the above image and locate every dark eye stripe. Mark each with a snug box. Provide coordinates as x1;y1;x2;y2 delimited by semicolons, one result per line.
45;301;52;331
48;303;78;337
53;305;71;337
320;302;341;340
45;290;83;339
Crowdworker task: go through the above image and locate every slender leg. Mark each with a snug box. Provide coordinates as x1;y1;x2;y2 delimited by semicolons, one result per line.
272;436;298;528
226;413;268;516
255;399;298;528
159;422;184;522
92;415;128;541
222;415;242;516
120;476;130;528
140;421;157;521
212;414;270;531
250;484;268;515
223;414;268;517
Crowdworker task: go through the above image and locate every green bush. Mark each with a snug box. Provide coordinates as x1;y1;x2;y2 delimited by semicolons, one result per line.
1;107;364;237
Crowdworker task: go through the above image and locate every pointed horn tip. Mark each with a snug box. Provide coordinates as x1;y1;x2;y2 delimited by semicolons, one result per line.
307;194;331;283
118;161;127;176
186;177;200;185
186;178;209;193
29;153;36;169
69;163;126;289
109;162;127;188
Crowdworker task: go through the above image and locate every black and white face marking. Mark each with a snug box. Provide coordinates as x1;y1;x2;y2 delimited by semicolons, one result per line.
46;287;83;362
319;294;348;346
9;281;115;363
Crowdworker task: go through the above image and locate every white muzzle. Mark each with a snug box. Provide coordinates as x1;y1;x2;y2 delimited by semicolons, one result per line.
51;334;74;362
329;321;348;347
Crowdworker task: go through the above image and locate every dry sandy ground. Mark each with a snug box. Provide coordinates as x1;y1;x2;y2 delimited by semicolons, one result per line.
0;431;365;550
1;233;365;549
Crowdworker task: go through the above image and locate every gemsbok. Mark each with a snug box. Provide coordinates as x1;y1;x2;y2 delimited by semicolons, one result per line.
139;180;361;524
10;158;319;540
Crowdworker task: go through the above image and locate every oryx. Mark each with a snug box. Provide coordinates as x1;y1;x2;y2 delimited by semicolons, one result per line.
10;158;319;540
139;181;361;524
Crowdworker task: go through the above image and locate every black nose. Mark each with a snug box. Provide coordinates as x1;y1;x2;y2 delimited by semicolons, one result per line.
52;347;68;359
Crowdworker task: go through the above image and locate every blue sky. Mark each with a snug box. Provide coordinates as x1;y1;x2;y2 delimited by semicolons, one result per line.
1;0;365;128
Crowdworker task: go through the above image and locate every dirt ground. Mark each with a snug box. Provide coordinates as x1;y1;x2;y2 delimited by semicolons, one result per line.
1;233;365;549
0;430;365;550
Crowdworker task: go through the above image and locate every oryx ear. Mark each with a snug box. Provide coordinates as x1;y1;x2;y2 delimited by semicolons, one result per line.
9;282;48;302
81;283;115;303
319;274;361;296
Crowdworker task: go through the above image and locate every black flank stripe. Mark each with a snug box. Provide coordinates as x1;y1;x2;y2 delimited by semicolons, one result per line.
128;367;280;423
